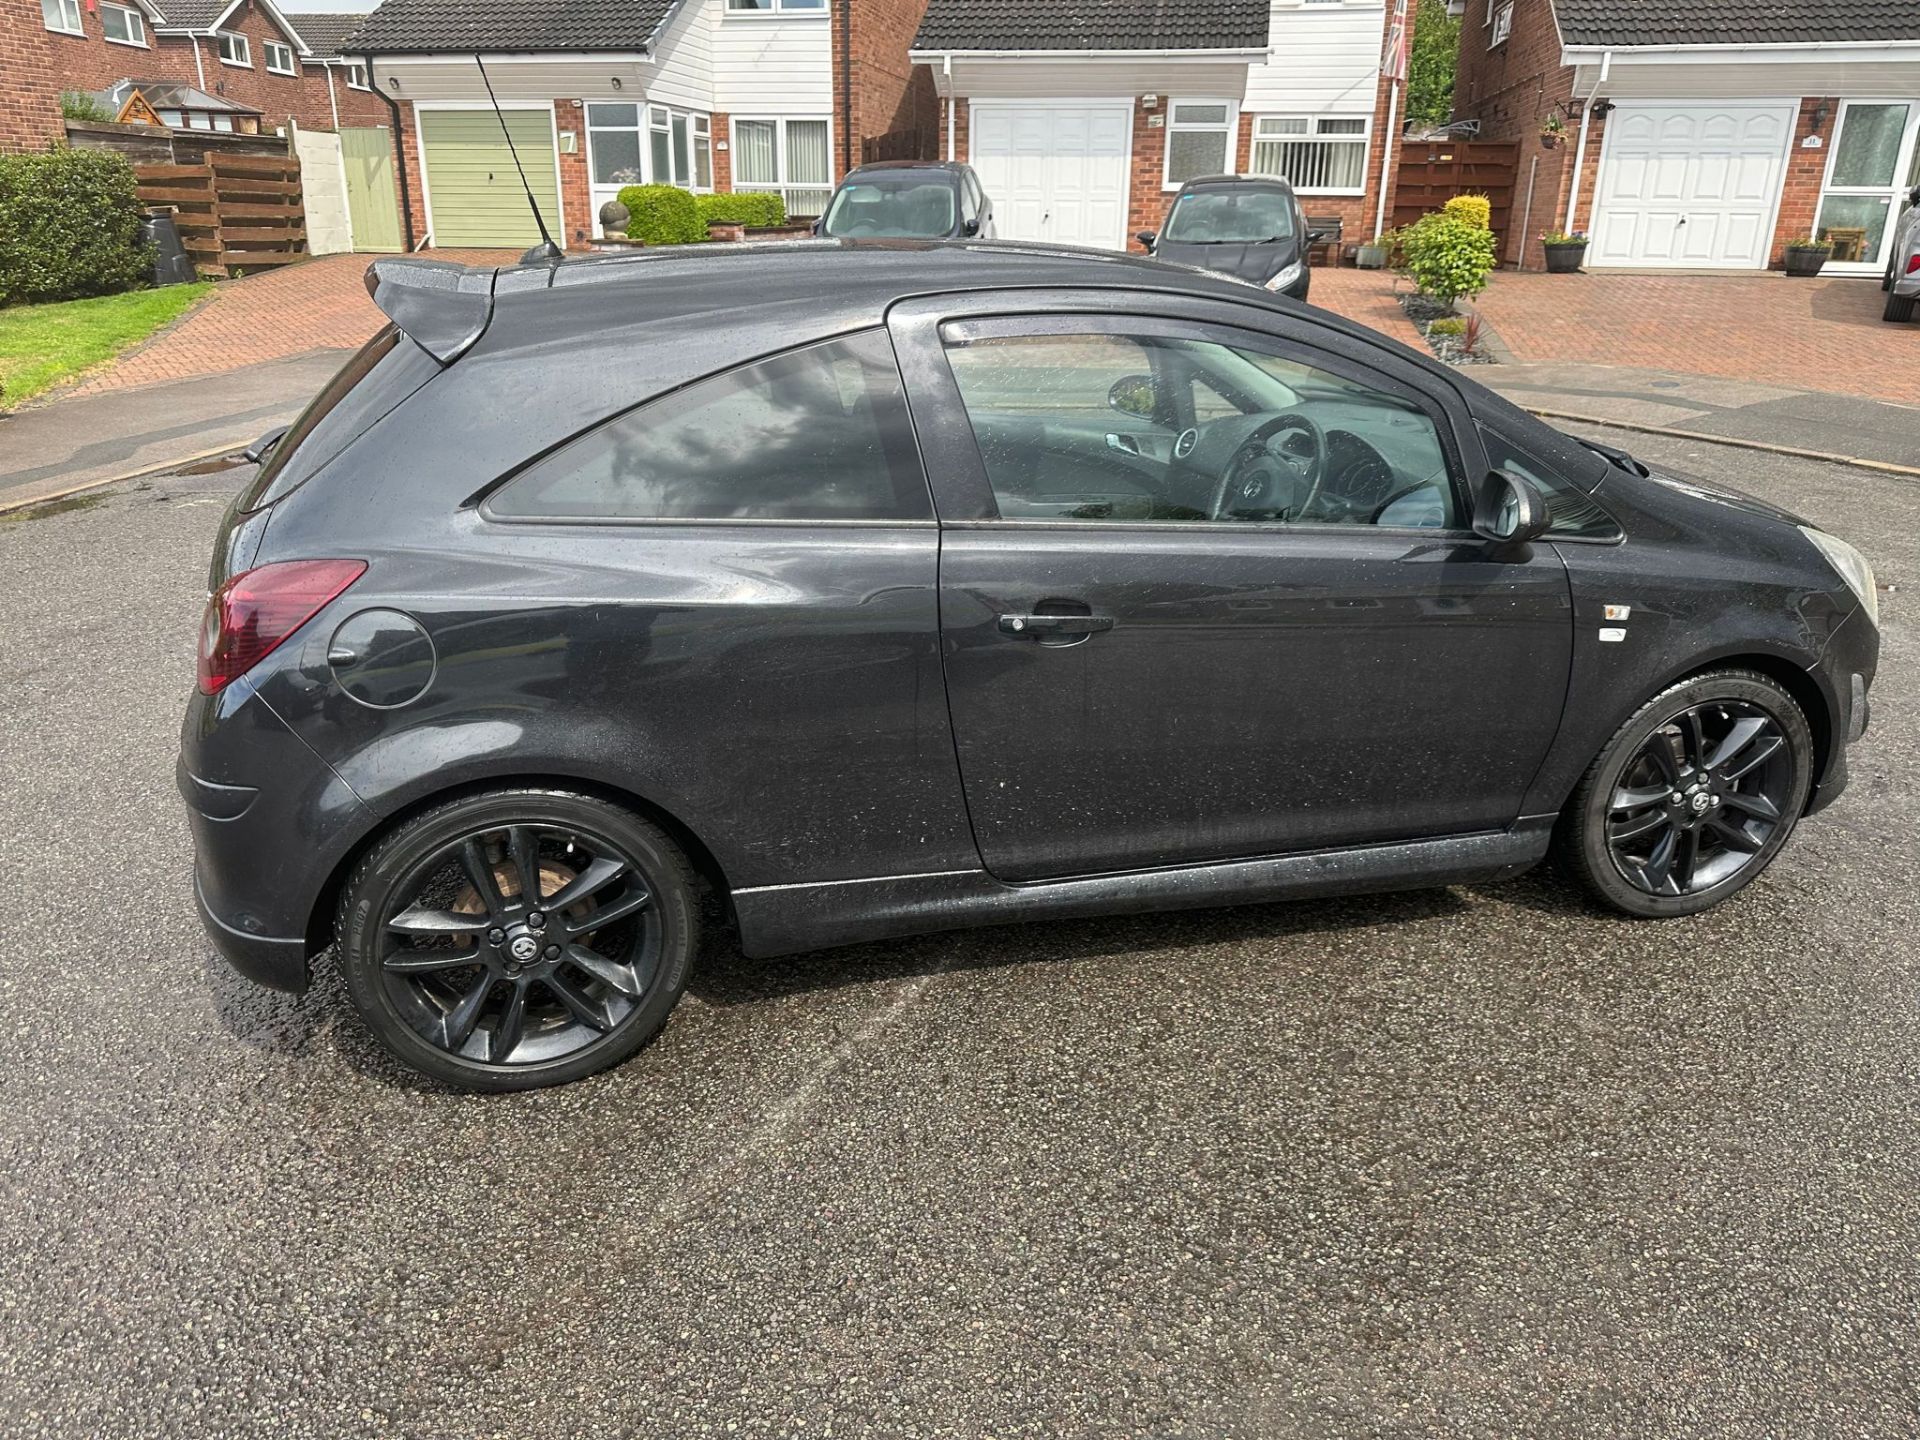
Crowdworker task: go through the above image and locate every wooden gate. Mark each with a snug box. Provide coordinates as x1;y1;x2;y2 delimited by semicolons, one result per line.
341;126;403;253
861;128;935;165
1391;139;1521;251
135;155;307;278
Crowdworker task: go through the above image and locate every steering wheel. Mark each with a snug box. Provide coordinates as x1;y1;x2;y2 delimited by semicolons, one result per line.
1210;413;1326;521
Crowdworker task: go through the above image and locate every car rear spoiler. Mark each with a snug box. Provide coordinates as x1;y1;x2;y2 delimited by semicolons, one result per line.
363;258;496;364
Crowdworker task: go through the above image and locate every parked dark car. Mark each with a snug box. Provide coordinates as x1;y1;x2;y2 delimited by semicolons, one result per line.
183;241;1879;1090
816;161;994;240
1136;175;1315;298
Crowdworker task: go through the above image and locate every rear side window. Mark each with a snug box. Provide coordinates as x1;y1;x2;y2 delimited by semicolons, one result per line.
1480;423;1620;539
487;330;930;522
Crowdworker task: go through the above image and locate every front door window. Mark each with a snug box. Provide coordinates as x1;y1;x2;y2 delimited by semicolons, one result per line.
1816;101;1920;269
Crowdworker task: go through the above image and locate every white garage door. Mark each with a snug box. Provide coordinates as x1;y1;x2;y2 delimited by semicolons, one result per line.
969;102;1131;250
1589;103;1794;268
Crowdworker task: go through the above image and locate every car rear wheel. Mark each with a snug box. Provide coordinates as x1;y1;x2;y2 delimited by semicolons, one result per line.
1886;289;1916;323
1556;670;1812;918
337;790;699;1091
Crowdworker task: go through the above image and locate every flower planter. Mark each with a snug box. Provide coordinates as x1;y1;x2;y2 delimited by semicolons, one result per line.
1355;243;1388;270
1540;134;1561;149
1783;247;1829;277
706;221;747;243
1541;241;1586;273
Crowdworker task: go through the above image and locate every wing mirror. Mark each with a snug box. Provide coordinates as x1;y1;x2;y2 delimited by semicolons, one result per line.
1134;230;1157;251
1306;228;1330;244
1472;469;1550;547
244;424;289;465
961;217;980;237
1909;184;1920;206
1107;374;1159;419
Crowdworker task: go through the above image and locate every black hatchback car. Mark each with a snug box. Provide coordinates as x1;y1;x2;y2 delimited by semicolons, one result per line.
817;161;993;240
183;241;1879;1090
1137;175;1314;298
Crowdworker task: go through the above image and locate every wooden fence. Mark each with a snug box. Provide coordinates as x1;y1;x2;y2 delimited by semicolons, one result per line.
1391;139;1521;253
860;127;935;165
135;156;307;278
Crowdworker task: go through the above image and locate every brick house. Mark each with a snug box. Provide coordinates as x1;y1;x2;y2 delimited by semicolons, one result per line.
4;0;387;149
343;0;939;250
908;0;1411;251
1453;0;1920;274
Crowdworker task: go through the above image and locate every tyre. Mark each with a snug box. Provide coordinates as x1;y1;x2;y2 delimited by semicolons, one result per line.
1556;670;1812;918
337;789;699;1090
1885;289;1916;323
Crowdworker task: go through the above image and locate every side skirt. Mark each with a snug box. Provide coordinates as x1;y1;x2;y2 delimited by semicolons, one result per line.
732;820;1556;958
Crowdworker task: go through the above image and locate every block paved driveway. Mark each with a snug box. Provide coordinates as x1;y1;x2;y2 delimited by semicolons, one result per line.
75;250;515;396
1316;267;1920;407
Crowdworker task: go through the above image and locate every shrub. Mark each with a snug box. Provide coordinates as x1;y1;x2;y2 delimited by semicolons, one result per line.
1399;210;1497;307
1427;316;1466;337
0;147;150;306
1539;229;1587;246
1442;193;1492;229
695;191;787;229
615;184;704;245
60;90;116;123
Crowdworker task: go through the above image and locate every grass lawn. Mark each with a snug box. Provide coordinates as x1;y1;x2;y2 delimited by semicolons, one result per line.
0;283;212;410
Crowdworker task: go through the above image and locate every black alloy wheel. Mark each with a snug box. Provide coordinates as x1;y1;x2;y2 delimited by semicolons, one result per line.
1559;670;1813;917
339;791;698;1090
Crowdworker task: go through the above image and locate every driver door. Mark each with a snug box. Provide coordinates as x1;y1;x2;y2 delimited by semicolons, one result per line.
895;304;1574;882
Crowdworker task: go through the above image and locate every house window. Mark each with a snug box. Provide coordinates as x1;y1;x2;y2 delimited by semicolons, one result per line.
1251;116;1370;194
732;116;833;217
101;3;147;45
648;106;713;190
217;30;251;65
157;108;183;126
40;0;82;35
1489;0;1513;45
1164;101;1236;188
725;0;827;13
344;62;370;90
265;40;295;74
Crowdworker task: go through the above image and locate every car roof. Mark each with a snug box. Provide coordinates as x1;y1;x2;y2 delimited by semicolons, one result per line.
381;240;1449;393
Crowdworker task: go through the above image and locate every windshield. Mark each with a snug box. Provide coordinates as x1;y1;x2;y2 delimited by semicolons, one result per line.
823;178;959;238
1162;189;1296;244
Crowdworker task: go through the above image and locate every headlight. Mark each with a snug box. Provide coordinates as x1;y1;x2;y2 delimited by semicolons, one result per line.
1801;526;1879;626
1264;259;1305;292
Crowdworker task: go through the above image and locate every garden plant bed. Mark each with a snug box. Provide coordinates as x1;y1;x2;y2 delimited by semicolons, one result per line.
1398;293;1495;367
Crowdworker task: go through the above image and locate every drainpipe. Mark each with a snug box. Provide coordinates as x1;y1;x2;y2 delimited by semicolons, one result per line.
1563;49;1609;232
1372;77;1399;241
361;53;418;252
192;36;206;90
840;0;853;174
945;54;954;161
325;64;340;130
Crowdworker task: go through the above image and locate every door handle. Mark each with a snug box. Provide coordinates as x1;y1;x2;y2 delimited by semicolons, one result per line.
1105;432;1140;455
998;613;1114;638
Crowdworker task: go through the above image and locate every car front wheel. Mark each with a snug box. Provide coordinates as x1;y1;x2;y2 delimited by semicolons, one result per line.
337;789;699;1090
1556;670;1813;918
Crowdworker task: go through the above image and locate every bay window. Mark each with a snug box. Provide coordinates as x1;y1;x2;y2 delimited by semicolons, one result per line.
732;117;833;218
1251;116;1370;194
1164;101;1236;188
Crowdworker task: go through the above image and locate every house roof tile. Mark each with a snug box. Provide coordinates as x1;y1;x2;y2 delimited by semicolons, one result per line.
913;0;1270;53
1556;0;1920;47
342;0;678;54
282;10;364;58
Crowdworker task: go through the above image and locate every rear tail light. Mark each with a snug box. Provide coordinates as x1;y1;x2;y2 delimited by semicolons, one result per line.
1907;254;1920;275
197;558;366;694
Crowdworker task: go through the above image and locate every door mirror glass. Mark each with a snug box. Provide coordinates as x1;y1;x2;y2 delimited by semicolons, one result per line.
1134;230;1156;250
1473;469;1549;544
1106;374;1158;418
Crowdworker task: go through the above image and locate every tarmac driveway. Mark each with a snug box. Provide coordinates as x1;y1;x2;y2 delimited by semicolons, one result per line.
0;423;1913;1438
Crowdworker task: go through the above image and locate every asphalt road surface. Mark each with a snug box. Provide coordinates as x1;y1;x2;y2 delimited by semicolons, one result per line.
0;427;1912;1439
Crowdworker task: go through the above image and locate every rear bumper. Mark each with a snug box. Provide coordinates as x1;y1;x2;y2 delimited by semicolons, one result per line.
180;680;375;995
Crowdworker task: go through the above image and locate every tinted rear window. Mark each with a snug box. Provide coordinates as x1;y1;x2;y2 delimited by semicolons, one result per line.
485;329;931;523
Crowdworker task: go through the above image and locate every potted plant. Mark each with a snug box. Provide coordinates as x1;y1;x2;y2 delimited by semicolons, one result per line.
1783;239;1831;277
1356;233;1390;269
1539;229;1588;272
1540;115;1566;149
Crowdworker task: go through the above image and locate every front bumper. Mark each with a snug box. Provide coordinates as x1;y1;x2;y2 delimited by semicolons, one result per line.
1804;605;1878;815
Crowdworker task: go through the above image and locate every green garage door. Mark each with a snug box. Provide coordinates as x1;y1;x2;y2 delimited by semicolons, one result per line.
420;109;562;248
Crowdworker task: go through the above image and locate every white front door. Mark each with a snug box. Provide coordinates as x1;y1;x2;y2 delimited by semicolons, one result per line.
969;101;1132;250
1814;100;1920;274
1589;102;1795;268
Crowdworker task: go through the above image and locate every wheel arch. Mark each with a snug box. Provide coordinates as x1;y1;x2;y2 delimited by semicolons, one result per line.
303;772;737;958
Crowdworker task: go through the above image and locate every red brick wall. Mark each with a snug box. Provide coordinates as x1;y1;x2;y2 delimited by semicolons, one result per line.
837;0;937;170
1451;0;1577;267
935;93;966;165
1126;97;1168;249
1;0;69;149
712;112;732;191
1769;97;1834;264
554;99;592;248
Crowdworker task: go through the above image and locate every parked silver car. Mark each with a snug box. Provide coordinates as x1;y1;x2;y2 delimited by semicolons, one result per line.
1883;183;1920;324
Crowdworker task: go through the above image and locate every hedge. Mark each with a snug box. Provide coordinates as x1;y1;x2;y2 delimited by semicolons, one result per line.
695;191;787;228
0;148;150;306
1442;193;1492;229
614;184;704;245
